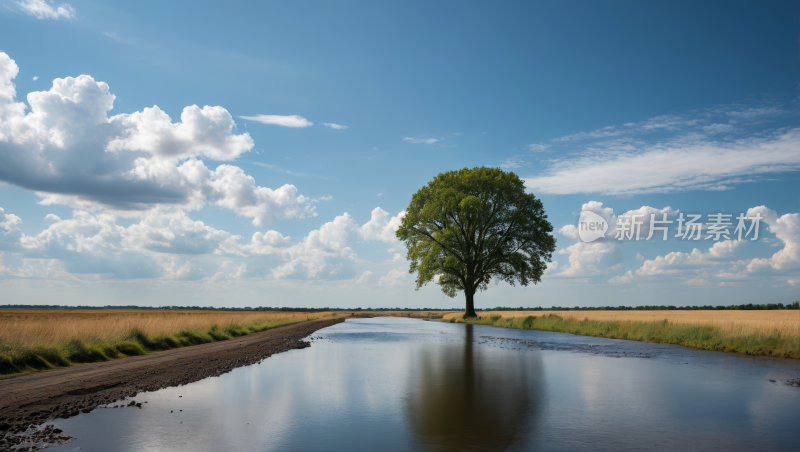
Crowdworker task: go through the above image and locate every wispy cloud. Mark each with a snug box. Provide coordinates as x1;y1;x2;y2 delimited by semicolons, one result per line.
239;114;313;128
403;137;438;144
523;103;793;195
525;129;800;195
32;76;38;81
247;162;332;179
499;155;530;170
702;123;735;134
103;32;138;47
322;123;348;130
549;105;781;144
528;143;550;152
309;195;333;202
720;106;783;122
553;125;625;142
16;0;74;20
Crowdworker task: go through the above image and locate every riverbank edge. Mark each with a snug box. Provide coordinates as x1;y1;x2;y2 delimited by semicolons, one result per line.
447;314;800;359
0;318;346;436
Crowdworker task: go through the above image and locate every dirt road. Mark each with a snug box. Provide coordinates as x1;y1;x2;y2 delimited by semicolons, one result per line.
0;318;344;433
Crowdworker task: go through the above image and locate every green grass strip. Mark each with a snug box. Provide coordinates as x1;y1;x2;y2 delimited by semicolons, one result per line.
449;314;800;359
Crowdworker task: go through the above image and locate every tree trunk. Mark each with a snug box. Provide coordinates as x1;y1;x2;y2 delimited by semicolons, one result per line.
463;289;477;318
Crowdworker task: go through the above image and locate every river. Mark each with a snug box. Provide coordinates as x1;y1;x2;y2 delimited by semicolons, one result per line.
48;317;800;451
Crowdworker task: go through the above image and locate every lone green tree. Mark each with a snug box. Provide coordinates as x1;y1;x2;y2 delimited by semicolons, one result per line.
396;167;556;318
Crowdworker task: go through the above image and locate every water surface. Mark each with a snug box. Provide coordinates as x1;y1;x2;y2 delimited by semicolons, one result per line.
49;317;800;451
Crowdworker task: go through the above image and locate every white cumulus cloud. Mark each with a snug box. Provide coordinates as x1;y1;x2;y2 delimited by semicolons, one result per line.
108;105;254;161
268;213;359;280
0;52;317;224
608;270;634;285
718;206;800;279
17;0;75;20
557;201;678;277
357;208;406;243
559;201;678;242
557;241;622;277
0;205;409;282
378;269;406;286
635;240;743;277
0;207;23;251
616;205;799;286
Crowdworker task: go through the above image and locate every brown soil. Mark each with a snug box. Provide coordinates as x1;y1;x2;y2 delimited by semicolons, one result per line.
0;318;344;435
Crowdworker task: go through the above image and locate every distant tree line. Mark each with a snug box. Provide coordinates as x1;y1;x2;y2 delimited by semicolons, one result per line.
0;305;460;311
1;302;798;311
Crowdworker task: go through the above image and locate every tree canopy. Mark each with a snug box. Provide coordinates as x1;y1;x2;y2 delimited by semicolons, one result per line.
396;167;556;317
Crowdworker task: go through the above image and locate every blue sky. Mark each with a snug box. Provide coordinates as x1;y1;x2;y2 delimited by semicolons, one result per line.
0;0;798;308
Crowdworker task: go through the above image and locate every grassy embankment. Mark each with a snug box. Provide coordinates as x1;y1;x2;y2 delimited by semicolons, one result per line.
0;309;336;376
443;310;800;359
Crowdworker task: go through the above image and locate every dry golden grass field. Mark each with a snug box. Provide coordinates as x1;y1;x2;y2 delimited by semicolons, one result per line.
0;309;451;373
379;311;453;319
0;309;349;375
442;310;800;338
0;309;334;353
442;309;800;358
7;307;794;373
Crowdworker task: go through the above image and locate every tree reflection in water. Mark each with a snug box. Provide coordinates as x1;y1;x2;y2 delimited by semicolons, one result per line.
405;324;545;451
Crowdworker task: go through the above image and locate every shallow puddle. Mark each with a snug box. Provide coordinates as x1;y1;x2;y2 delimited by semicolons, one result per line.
48;317;800;451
